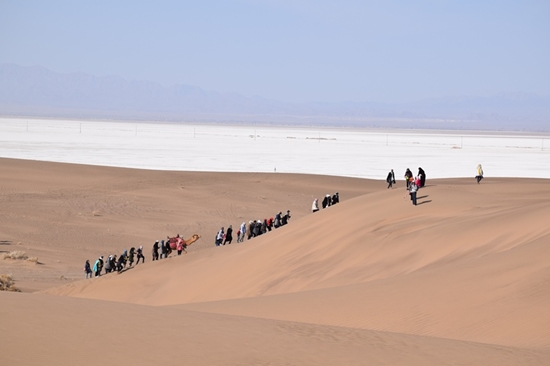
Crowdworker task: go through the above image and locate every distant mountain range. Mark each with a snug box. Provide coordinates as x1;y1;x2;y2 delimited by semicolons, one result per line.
1;63;549;131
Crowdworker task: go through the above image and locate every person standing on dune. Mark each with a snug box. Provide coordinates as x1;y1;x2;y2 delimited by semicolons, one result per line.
418;167;426;187
386;169;396;189
408;177;418;206
404;168;413;189
476;164;484;183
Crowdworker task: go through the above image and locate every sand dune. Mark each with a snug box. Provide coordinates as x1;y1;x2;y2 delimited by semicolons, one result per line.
2;158;550;365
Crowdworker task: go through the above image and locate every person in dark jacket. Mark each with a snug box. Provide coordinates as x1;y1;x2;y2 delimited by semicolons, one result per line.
160;240;167;259
322;195;329;209
274;213;282;228
253;221;261;236
404;168;413;189
109;255;117;273
223;225;233;245
152;240;159;261
136;246;145;264
386;169;396;189
117;250;127;272
282;210;291;225
128;248;135;267
331;192;339;204
247;221;254;240
418;167;426;187
84;260;92;279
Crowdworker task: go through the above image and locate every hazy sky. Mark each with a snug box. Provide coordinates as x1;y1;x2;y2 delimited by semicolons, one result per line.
1;0;549;103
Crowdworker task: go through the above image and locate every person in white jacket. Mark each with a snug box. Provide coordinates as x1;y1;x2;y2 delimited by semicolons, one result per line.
238;222;246;242
408;178;418;206
312;198;319;213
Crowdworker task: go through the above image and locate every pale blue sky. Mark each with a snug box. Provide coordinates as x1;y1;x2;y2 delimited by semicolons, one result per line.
1;0;549;103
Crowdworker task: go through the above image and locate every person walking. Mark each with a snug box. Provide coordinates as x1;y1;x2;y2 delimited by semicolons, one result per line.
404;168;413;189
239;222;246;242
84;260;92;279
282;210;291;225
216;227;224;246
247;221;254;239
331;192;339;205
104;255;113;273
386;169;396;189
274;214;282;228
128;247;135;266
93;256;104;277
136;246;145;264
223;225;233;245
117;250;128;272
312;198;319;213
476;164;484;183
160;240;167;259
152;240;159;261
408;177;418;206
418;167;426;188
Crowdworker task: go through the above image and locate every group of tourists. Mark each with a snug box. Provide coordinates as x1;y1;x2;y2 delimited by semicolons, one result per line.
84;232;198;278
215;209;292;246
311;192;339;212
84;163;487;278
84;246;146;278
386;164;484;206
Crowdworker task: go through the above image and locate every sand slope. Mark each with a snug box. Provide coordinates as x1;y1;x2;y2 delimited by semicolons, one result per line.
2;292;550;366
2;159;550;365
44;178;550;350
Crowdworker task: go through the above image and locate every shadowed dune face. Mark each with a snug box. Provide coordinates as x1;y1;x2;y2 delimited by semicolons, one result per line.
2;158;550;365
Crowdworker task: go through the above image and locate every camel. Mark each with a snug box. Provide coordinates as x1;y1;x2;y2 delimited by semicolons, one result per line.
166;234;201;254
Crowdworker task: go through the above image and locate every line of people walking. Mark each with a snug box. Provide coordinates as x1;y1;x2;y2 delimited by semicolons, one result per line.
215;209;292;246
312;192;339;213
85;246;145;278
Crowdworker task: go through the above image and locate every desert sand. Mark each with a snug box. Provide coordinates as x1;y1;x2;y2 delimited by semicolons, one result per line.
1;157;550;365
